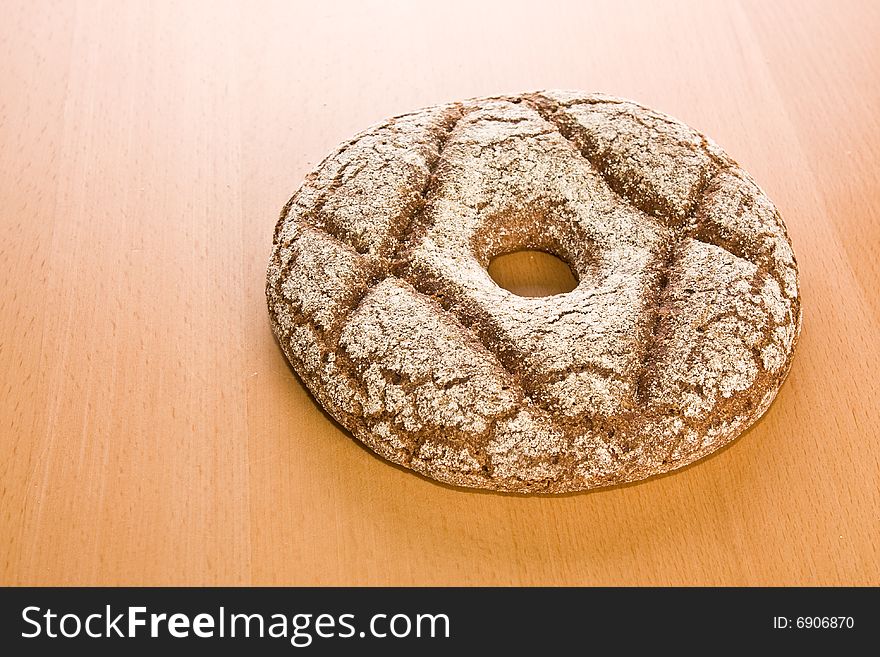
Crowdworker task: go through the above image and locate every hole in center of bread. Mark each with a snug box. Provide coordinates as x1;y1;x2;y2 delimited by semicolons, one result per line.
487;250;578;297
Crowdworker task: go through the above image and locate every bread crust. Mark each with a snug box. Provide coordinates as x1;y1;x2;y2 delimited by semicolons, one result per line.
266;91;802;493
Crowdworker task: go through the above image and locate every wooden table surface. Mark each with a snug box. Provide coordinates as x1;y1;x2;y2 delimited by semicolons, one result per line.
2;0;878;586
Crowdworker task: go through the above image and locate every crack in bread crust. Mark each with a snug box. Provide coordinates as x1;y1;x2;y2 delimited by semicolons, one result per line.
266;90;802;493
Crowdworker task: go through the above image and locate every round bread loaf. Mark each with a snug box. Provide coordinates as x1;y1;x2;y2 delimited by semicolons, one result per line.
266;90;802;493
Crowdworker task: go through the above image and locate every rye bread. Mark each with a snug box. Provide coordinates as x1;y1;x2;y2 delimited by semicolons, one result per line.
266;90;802;493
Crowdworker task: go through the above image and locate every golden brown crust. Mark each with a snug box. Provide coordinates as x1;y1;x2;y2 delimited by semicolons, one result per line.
266;90;802;493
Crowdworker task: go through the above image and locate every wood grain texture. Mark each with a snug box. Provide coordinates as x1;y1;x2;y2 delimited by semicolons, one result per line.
1;0;877;586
